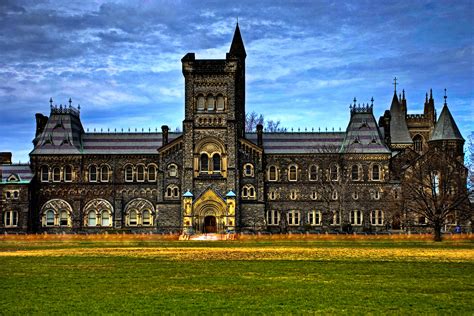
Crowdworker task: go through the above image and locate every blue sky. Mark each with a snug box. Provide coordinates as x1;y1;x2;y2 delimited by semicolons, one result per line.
0;0;473;162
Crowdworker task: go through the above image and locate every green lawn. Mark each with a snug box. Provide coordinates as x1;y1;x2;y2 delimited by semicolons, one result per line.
0;237;473;314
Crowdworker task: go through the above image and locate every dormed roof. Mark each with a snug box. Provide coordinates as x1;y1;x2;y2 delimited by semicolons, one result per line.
430;104;464;141
389;92;413;144
0;164;32;184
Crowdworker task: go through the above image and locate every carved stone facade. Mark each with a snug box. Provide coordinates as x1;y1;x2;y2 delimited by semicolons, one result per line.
0;24;469;234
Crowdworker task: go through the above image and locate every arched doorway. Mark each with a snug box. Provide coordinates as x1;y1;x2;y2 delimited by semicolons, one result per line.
204;215;217;233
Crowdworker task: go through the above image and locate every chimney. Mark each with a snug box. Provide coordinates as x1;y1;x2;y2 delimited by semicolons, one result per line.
0;152;12;164
35;113;48;137
256;124;263;147
161;125;169;146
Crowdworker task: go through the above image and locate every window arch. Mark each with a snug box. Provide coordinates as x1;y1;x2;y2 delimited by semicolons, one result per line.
200;154;209;173
124;165;134;182
87;211;97;226
40;166;49;182
350;210;363;225
288;164;298;181
101;210;110;227
142;210;152;226
45;210;55;226
309;165;318;181
165;185;180;198
59;210;69;226
52;167;61;182
168;164;178;178
100;165;110;182
287;210;300;226
4;210;18;227
41;199;73;227
212;153;221;172
148;164;157;182
330;164;339;181
268;165;278;181
64;165;73;182
351;164;361;181
136;165;146;182
243;163;254;177
128;210;137;226
370;210;384;226
330;211;341;226
372;164;381;181
206;95;215;111
413;134;423;152
332;190;338;201
83;199;114;228
124;198;155;227
290;190;298;200
308;210;322;226
242;184;256;199
197;95;205;111
216;94;225;111
89;165;98;182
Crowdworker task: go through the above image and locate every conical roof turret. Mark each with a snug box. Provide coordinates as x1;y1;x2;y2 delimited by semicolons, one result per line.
229;23;246;59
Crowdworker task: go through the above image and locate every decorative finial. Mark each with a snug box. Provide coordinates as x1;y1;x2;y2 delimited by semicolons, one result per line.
353;97;356;106
402;89;405;100
393;77;398;92
371;97;374;106
425;92;428;103
49;97;53;107
444;88;447;105
430;88;433;100
237;16;239;24
69;98;72;106
78;104;81;111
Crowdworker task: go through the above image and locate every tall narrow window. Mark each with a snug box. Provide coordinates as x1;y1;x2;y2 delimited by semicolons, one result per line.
41;166;49;182
413;135;423;152
287;210;300;226
432;171;440;195
330;165;338;181
372;165;380;181
4;211;18;227
142;210;151;226
309;165;318;181
371;210;384;226
244;163;254;177
308;210;322;226
88;211;96;226
53;167;61;182
351;165;360;181
168;164;177;177
288;165;298;181
59;210;68;226
64;166;73;182
206;95;215;111
266;210;280;226
197;95;205;111
137;165;145;182
101;211;110;226
89;166;97;182
125;165;133;182
101;166;109;182
330;211;340;226
350;210;363;225
268;166;278;181
200;154;209;173
148;165;157;182
129;210;137;226
216;95;225;110
46;210;55;226
212;154;221;172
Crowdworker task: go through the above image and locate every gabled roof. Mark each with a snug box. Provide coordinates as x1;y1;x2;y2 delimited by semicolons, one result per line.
0;164;33;184
389;92;413;145
430;104;464;141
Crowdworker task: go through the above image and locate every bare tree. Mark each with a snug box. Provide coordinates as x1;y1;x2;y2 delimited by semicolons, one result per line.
466;131;474;190
245;111;284;132
401;150;471;241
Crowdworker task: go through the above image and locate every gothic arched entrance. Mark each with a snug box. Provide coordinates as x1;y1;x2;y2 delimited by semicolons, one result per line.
204;215;217;233
190;189;227;233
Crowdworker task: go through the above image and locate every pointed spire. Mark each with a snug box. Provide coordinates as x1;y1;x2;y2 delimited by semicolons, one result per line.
393;77;398;93
402;89;405;100
69;98;72;107
425;92;428;103
444;88;447;106
429;88;433;101
229;23;246;58
430;102;464;141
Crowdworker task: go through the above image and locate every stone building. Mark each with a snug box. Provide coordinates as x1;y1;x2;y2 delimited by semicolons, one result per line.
0;24;469;234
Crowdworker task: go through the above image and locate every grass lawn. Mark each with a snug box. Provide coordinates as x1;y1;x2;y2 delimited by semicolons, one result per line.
0;235;473;314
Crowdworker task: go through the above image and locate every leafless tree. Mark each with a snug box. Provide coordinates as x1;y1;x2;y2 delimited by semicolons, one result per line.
245;111;283;132
401;150;471;241
466;131;474;190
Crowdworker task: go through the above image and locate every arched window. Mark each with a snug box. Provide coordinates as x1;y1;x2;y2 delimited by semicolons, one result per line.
287;210;300;226
311;191;318;200
212;154;221;172
332;190;338;200
88;211;96;226
350;210;363;225
242;186;248;197
351;165;360;181
309;165;318;181
125;165;133;182
59;210;69;226
197;95;205;110
200;154;209;173
413;135;423;152
41;166;49;182
372;164;380;181
288;165;298;181
64;165;73;182
243;163;254;177
266;210;280;226
290;190;298;200
173;187;179;197
53;167;61;182
142;210;151;226
432;171;440;195
148;165;157;182
216;95;225;110
101;210;110;226
46;210;55;226
129;210;137;226
137;165;145;182
330;164;339;181
308;210;322;226
101;165;110;182
206;95;215;111
268;166;278;181
165;185;180;198
242;185;256;199
89;165;97;182
4;211;18;227
168;164;178;177
371;210;384;226
330;211;340;226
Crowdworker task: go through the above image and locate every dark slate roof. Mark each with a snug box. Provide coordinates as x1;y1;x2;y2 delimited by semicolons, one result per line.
0;164;33;184
430;104;464;141
340;111;391;154
246;132;345;154
229;23;246;58
389;92;413;144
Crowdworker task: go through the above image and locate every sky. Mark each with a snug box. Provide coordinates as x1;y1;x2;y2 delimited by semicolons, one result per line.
0;0;473;163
